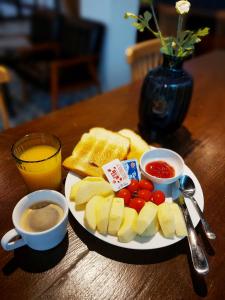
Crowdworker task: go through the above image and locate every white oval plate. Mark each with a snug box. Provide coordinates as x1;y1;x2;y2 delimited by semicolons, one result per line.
65;165;204;250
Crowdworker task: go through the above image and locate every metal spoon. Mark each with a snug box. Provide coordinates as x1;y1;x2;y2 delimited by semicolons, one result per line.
179;175;216;240
175;195;209;275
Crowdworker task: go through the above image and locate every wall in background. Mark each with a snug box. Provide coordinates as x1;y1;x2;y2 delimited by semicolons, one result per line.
80;0;139;92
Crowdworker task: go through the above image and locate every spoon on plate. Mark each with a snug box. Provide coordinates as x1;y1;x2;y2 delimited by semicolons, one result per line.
175;195;209;275
179;175;216;240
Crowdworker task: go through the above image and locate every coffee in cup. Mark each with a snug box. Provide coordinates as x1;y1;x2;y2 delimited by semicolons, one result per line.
20;201;64;232
1;190;68;251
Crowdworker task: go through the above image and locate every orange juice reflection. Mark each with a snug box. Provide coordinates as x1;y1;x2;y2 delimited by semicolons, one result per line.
12;133;62;192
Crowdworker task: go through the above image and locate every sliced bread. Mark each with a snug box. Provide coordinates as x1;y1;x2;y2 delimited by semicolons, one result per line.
118;129;150;161
63;128;130;177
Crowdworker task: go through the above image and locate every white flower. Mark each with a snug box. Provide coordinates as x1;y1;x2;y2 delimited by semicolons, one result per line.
175;0;191;15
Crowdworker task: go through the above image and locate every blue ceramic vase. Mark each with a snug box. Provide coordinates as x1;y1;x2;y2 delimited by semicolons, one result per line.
139;54;193;140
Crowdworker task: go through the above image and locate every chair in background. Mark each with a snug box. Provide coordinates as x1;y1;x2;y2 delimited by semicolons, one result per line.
0;66;10;130
9;10;104;110
214;10;225;49
126;38;162;82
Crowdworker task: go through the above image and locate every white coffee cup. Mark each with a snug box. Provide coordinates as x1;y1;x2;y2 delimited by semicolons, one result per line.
1;190;69;251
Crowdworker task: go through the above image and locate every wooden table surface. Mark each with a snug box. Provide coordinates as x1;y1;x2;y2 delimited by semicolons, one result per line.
0;51;225;300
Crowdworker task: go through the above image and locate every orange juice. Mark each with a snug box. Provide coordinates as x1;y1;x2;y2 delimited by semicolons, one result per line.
18;145;61;191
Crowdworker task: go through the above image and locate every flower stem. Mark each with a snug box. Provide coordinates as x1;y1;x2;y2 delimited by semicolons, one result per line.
176;15;183;54
150;3;165;46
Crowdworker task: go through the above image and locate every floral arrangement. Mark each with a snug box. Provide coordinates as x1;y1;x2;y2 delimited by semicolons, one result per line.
124;0;209;58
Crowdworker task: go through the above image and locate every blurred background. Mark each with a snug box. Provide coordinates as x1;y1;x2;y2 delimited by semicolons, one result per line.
0;0;224;130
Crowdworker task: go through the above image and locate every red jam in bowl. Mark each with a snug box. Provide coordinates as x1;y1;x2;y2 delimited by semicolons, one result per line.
145;160;175;178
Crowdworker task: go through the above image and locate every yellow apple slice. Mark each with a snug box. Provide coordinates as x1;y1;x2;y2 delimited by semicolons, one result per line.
136;202;158;235
117;207;138;243
141;217;159;237
83;176;105;182
108;197;124;236
96;195;113;235
158;203;175;238
70;180;83;201
171;203;187;237
84;195;101;231
70;176;106;202
76;180;113;205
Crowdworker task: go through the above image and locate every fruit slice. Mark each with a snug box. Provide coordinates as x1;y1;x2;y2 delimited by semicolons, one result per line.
117;207;138;242
136;202;158;235
70;177;109;202
84;195;101;231
83;176;105;182
141;217;159;237
96;195;113;235
108;197;124;236
158;203;175;238
171;202;187;237
76;180;113;205
70;180;83;201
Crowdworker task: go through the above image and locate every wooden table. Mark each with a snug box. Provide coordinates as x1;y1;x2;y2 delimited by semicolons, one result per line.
0;51;224;300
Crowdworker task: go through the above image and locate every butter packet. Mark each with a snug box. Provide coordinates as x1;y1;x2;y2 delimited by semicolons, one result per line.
122;159;141;181
102;159;131;191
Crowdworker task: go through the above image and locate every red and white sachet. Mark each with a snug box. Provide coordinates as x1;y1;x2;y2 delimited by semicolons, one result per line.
102;159;131;192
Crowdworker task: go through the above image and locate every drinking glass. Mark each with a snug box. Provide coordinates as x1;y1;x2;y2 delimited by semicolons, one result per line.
11;133;62;192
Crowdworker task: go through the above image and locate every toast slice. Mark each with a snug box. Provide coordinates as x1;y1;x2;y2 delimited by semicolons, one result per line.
118;129;150;161
63;128;130;177
63;133;104;177
88;128;130;166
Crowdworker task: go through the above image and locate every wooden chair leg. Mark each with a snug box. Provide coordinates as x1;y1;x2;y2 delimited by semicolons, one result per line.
88;62;101;94
0;91;10;130
51;89;59;111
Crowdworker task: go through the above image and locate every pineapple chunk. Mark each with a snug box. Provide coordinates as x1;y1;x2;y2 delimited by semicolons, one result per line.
96;195;113;235
158;203;175;238
76;180;113;205
136;202;158;235
108;197;124;236
118;207;138;243
84;195;101;231
171;203;187;237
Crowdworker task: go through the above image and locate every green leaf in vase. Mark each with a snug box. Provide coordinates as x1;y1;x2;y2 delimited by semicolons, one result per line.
124;12;138;19
143;11;152;23
195;27;210;37
132;22;145;32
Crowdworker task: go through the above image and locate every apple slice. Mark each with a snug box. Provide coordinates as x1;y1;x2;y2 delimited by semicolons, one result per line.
117;207;138;243
108;197;124;236
171;203;187;237
70;180;83;202
70;176;106;202
158;203;175;238
84;195;101;231
136;202;158;235
96;195;113;235
83;176;105;182
76;180;113;205
141;217;159;237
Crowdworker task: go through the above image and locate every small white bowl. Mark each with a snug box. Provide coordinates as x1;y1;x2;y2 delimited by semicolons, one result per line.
140;148;184;184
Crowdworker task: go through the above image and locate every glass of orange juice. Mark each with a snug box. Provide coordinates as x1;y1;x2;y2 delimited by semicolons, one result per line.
11;133;62;192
